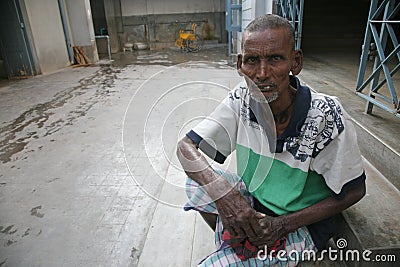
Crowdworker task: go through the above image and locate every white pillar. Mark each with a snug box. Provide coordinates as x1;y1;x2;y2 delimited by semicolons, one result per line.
236;0;274;54
65;0;99;63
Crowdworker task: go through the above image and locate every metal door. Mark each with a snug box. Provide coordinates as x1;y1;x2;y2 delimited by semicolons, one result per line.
226;0;242;55
0;0;36;78
276;0;305;50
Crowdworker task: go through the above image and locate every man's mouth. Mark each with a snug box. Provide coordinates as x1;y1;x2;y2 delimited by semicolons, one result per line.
257;84;276;92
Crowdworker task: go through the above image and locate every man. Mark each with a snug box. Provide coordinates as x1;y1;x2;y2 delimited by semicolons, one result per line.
177;14;366;266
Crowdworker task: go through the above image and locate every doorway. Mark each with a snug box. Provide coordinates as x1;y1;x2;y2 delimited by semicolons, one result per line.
302;0;370;54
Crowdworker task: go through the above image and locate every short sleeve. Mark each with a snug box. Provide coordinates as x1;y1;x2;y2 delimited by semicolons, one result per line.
187;90;241;164
310;104;364;194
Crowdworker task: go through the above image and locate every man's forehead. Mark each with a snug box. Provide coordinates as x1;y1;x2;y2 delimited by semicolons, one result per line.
242;28;291;52
243;28;289;42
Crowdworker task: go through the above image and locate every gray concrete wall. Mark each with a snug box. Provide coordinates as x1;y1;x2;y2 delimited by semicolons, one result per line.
23;0;70;74
121;0;224;15
113;0;226;50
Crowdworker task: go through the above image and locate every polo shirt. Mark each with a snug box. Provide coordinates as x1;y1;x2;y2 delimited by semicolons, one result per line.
187;76;365;249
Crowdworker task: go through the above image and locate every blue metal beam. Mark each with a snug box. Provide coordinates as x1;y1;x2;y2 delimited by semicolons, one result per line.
356;42;400;93
356;0;377;90
356;0;400;117
357;92;400;117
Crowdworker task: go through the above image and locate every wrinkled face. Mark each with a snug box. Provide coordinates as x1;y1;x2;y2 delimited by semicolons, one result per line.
237;28;301;103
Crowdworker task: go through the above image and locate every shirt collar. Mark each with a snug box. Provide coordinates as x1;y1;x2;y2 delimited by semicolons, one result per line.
248;75;311;139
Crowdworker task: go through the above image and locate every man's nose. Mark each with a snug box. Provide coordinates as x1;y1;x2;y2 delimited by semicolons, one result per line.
256;60;269;81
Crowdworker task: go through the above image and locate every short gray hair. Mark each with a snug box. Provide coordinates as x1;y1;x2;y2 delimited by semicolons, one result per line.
242;14;295;50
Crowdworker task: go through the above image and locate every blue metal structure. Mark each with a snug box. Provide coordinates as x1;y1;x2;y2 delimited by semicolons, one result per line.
226;0;242;55
356;0;400;118
276;0;304;50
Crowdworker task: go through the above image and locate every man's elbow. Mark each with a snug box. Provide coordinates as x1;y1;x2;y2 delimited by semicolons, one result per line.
176;136;197;160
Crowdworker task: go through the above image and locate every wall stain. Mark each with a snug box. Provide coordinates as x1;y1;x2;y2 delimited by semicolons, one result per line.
0;65;121;163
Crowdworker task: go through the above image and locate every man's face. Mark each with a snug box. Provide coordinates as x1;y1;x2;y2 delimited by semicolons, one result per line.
237;28;300;103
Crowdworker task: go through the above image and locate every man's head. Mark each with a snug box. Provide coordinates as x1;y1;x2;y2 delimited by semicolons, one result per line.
237;14;303;103
242;14;295;51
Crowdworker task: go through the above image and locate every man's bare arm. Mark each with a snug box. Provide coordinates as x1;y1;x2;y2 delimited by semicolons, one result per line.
177;136;264;238
249;179;366;247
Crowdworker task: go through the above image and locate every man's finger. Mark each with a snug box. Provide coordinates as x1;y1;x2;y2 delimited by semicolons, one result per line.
241;224;258;239
250;218;264;236
227;226;238;237
255;212;266;219
233;226;246;238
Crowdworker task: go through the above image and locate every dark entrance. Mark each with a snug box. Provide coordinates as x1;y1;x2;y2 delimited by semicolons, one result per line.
302;0;370;54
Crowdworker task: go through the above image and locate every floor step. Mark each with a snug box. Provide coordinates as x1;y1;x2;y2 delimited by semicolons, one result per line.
334;159;400;267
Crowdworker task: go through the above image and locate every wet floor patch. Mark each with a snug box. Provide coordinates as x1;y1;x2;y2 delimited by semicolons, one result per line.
0;225;17;235
0;65;121;163
0;224;38;250
22;228;30;237
110;46;234;68
30;206;44;218
0;225;18;248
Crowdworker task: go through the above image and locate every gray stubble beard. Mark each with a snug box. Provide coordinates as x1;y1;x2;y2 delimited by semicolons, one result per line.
250;91;279;103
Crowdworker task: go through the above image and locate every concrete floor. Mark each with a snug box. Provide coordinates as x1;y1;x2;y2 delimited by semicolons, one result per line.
0;47;398;267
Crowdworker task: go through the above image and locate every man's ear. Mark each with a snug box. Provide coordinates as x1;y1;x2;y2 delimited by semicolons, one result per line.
237;54;243;76
291;49;303;75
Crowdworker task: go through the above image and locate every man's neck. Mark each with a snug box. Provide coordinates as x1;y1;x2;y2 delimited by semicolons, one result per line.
270;86;296;115
271;85;296;134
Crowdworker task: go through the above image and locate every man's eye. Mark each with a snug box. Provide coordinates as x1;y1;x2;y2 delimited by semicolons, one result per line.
246;57;257;64
271;56;282;61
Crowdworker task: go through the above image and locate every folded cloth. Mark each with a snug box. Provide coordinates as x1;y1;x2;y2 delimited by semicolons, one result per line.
221;230;286;260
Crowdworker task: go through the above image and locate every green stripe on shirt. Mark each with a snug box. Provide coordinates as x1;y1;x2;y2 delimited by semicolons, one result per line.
236;143;333;215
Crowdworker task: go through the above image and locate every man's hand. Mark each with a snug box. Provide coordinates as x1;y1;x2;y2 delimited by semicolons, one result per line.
247;215;287;247
215;188;265;240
